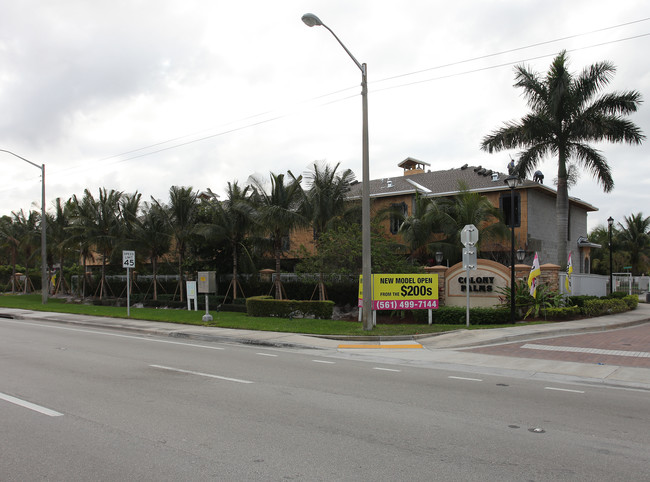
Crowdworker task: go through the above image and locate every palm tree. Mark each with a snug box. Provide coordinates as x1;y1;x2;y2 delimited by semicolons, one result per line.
12;209;41;293
47;197;75;295
397;191;447;264
617;212;650;275
0;215;22;292
158;186;199;302
197;182;255;302
70;188;123;299
438;182;509;262
481;50;644;266
136;201;172;301
249;172;305;299
299;162;355;299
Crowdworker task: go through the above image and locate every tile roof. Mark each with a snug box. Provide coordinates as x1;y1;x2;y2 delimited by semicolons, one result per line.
347;164;597;211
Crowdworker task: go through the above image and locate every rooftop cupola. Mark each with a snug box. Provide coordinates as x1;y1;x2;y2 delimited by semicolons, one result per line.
398;157;430;176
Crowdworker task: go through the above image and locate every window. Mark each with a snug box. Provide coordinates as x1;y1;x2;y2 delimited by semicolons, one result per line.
499;192;521;227
390;202;408;234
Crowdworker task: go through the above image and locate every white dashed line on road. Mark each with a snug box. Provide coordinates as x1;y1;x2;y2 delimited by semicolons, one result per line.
150;364;254;384
0;391;64;417
544;387;585;394
448;376;483;382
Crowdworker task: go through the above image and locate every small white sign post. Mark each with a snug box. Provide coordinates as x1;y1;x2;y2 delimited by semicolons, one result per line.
186;281;198;311
122;250;135;317
461;225;478;327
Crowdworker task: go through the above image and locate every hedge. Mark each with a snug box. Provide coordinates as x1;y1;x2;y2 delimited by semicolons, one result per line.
427;306;511;325
542;306;582;320
246;295;335;319
582;298;629;317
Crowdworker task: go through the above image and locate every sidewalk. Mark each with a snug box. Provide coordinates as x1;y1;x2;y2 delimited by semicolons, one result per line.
2;303;650;389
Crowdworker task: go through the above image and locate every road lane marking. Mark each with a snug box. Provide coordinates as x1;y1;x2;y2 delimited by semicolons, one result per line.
373;367;401;372
522;343;650;358
256;353;278;357
149;365;253;384
448;376;483;382
312;360;335;364
544;387;585;394
0;392;63;417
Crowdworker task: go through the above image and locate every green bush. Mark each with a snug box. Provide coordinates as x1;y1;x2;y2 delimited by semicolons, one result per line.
246;296;335;319
542;306;582;319
429;306;510;325
623;295;639;310
566;295;599;308
582;298;628;317
607;291;628;299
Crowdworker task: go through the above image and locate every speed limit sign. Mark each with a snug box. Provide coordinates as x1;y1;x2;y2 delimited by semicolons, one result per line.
122;250;135;268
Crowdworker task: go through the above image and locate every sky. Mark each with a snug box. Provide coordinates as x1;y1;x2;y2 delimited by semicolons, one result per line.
1;0;649;233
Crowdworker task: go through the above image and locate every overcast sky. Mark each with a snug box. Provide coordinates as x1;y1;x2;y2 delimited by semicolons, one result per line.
1;1;648;232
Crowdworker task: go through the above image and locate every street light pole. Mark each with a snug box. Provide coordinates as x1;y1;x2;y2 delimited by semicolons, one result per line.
302;13;373;330
1;149;48;304
608;216;614;295
505;175;519;323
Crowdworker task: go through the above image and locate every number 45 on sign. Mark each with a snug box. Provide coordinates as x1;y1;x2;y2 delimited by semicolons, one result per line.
122;250;135;268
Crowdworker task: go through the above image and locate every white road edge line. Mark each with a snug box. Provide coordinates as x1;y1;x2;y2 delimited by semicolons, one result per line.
0;392;64;417
149;365;254;384
448;376;483;382
544;387;585;394
1;319;225;350
373;367;401;372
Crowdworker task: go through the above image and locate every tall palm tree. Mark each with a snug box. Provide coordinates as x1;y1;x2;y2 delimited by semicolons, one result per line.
136;201;172;301
158;186;199;302
197;182;255;302
617;212;650;275
397;191;447;264
70;188;123;299
481;50;644;266
249;172;305;299
299;162;355;299
0;215;22;292
47;197;75;294
12;209;41;293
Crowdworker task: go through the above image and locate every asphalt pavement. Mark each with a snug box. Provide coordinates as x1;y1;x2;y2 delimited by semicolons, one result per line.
2;302;650;390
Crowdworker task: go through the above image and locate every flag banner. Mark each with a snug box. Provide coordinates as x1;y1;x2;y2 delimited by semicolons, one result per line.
528;252;541;298
565;252;573;293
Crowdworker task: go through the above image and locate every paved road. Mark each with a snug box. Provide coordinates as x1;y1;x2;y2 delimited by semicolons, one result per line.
2;316;650;481
467;322;650;368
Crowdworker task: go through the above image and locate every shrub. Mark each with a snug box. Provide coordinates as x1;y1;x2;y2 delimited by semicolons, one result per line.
429;306;510;325
246;296;335;319
582;298;628;317
566;295;598;308
623;295;639;310
542;306;582;320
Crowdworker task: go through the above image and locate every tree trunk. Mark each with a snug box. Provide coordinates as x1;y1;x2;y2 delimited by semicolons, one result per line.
274;246;282;300
178;250;184;303
152;256;158;301
232;243;238;301
556;149;569;267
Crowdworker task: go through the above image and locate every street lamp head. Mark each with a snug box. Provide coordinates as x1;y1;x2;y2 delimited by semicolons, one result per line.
301;13;323;27
435;251;443;265
608;216;614;228
504;175;519;190
516;248;526;263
